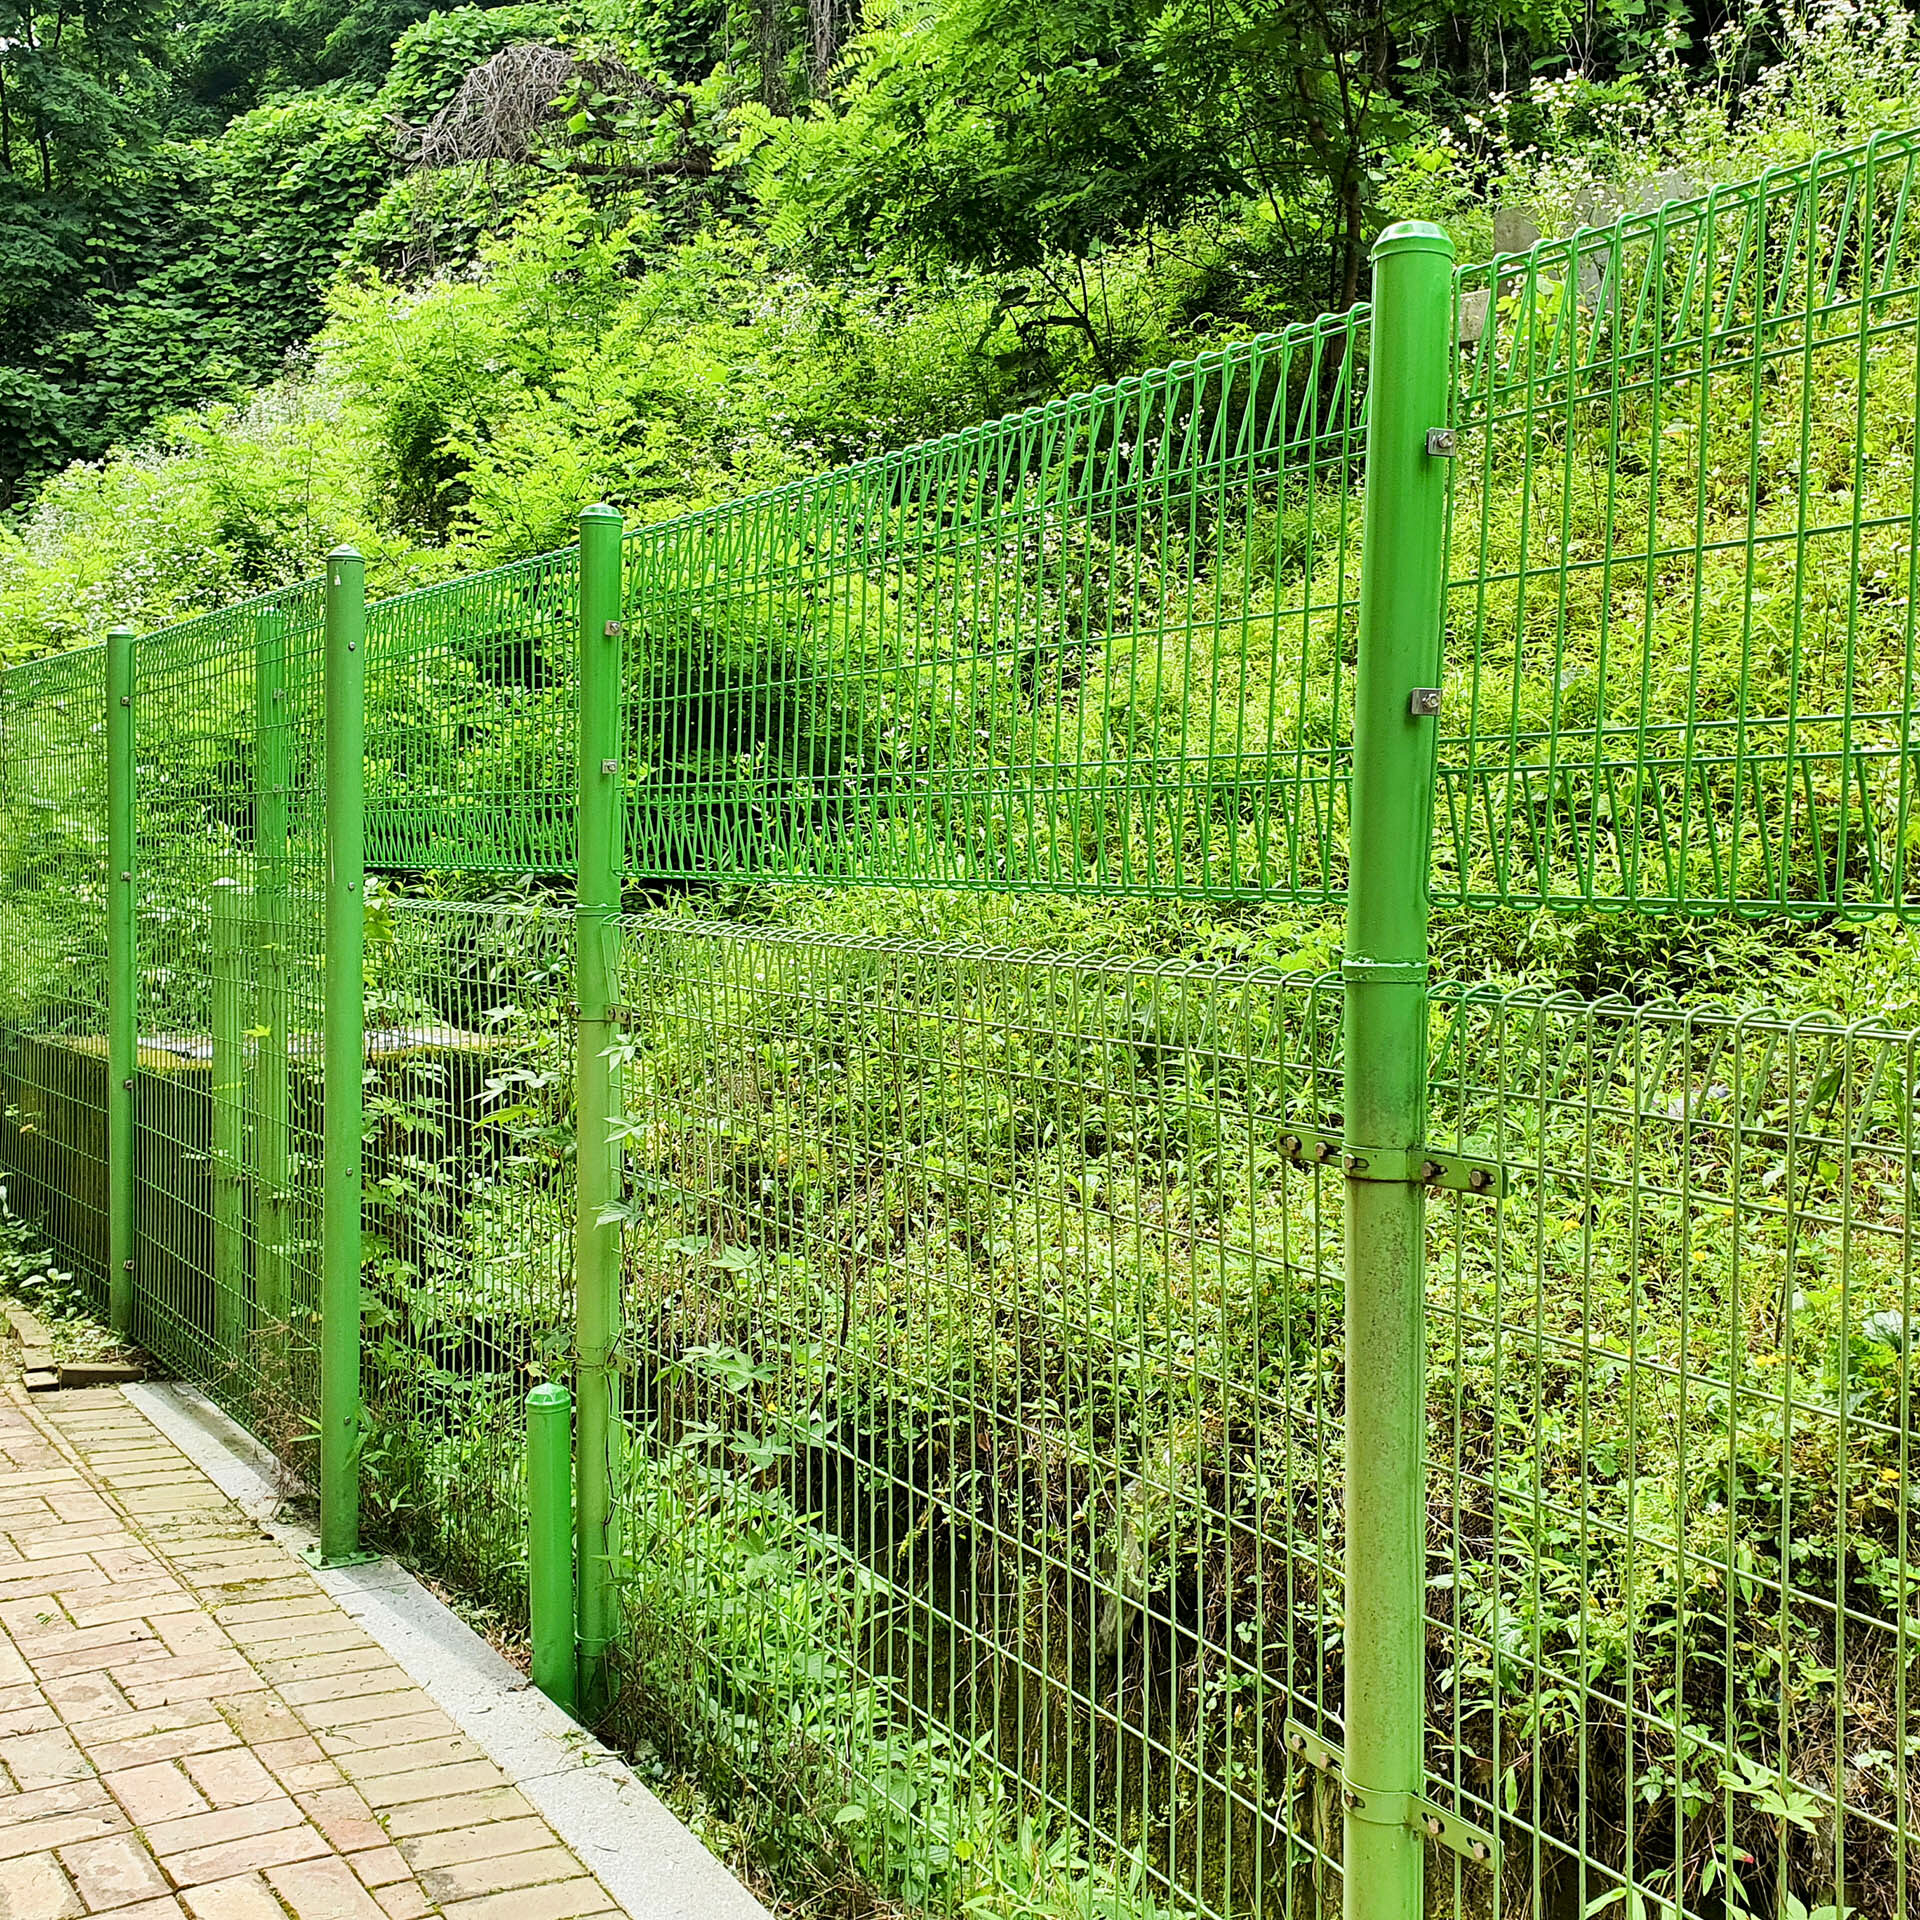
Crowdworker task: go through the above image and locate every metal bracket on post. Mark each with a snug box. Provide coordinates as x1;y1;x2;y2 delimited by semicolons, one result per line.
1283;1724;1499;1870
1278;1126;1508;1197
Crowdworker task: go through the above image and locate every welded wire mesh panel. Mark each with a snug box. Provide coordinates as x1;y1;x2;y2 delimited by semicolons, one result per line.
131;583;327;1460
0;642;111;1308
1423;986;1918;1920
621;317;1367;901
359;898;575;1601
1441;130;1920;917
608;918;1347;1919
363;550;581;874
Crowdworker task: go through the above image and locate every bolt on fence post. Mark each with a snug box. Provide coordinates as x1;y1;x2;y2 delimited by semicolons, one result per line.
106;625;136;1338
528;1383;577;1714
1342;221;1455;1920
210;877;246;1362
574;503;625;1713
253;608;291;1344
317;548;369;1568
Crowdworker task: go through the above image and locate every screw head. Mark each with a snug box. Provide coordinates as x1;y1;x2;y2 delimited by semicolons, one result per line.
1343;1153;1366;1173
1342;1788;1363;1812
1470;1841;1490;1864
1469;1167;1491;1191
1424;1815;1443;1838
1287;1731;1306;1753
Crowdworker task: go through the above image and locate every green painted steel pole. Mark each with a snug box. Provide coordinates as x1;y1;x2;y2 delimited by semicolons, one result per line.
320;548;367;1567
106;626;136;1338
253;609;292;1343
1341;221;1454;1920
528;1383;577;1714
210;876;246;1361
574;504;625;1710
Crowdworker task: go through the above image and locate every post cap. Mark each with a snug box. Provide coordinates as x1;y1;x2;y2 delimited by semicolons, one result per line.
1371;220;1456;264
527;1382;572;1410
580;503;620;521
107;624;136;637
327;544;363;561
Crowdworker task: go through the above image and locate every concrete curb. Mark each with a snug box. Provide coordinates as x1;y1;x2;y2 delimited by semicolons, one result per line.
124;1379;772;1920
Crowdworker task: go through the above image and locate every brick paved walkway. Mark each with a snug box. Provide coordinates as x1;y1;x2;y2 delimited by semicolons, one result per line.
0;1383;638;1920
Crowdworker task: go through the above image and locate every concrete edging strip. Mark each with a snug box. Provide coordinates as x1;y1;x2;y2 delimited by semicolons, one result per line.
124;1378;772;1920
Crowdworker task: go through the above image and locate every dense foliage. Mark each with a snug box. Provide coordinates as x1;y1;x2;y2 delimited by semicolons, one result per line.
9;3;1920;1919
0;0;1915;556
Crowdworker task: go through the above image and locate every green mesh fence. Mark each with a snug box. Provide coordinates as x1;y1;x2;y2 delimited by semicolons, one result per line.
360;898;575;1597
1;121;1918;1920
620;312;1367;900
1422;988;1920;1920
606;920;1347;1917
127;583;327;1456
363;549;581;875
1440;128;1920;917
0;642;110;1310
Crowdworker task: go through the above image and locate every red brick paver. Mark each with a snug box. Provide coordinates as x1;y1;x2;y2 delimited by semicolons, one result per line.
0;1385;628;1919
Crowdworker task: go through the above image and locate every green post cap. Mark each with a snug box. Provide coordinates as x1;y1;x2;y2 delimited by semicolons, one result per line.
1372;220;1455;262
528;1382;572;1409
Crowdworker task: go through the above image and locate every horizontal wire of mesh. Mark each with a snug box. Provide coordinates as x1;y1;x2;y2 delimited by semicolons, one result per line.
619;318;1367;902
359;897;576;1603
130;583;328;1465
0;641;111;1311
1441;127;1920;918
606;916;1348;1919
1424;985;1918;1920
361;549;582;875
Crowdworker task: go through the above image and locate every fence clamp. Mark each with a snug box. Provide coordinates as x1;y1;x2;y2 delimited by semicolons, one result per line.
1278;1125;1508;1197
1283;1722;1499;1870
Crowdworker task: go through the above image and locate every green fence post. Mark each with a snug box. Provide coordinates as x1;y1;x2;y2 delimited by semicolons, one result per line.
574;504;624;1711
253;608;291;1343
210;876;246;1361
318;548;369;1567
528;1383;577;1714
1341;221;1455;1920
106;626;136;1337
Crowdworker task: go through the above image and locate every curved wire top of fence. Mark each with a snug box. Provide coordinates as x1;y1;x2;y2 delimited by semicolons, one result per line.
10;125;1920;914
